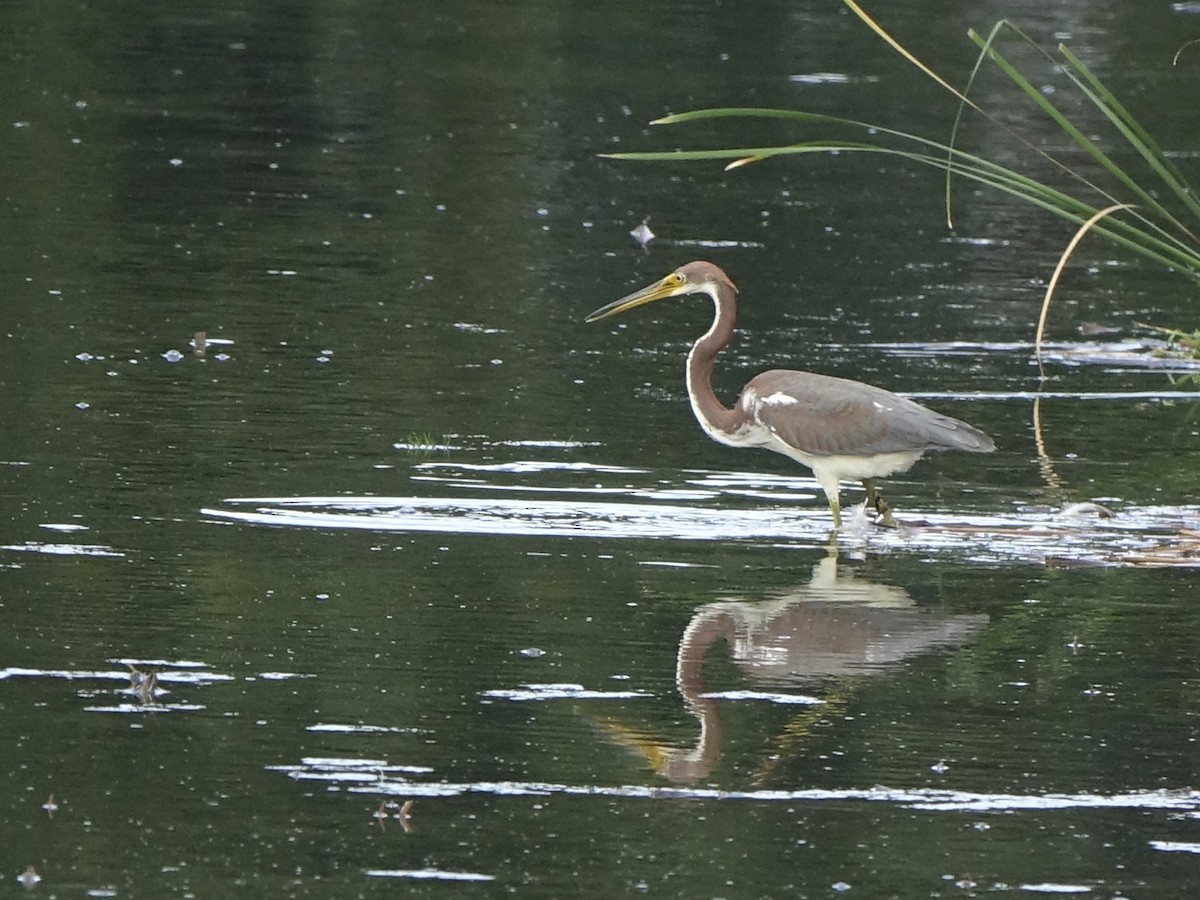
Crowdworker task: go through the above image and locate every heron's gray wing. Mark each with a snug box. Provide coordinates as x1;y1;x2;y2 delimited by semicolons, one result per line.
742;370;994;456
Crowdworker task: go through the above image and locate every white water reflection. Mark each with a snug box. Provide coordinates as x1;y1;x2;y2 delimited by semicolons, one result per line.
84;702;206;714
200;484;1200;566
0;664;235;685
0;541;124;557
203;494;815;541
866;339;1200;373
307;723;428;735
0;661;305;714
273;753;1200;813
1018;884;1094;894
482;683;652;701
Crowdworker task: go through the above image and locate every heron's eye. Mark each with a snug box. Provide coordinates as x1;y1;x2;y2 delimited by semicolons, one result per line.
668;273;686;286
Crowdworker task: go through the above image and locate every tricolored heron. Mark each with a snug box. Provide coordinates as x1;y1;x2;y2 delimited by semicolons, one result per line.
585;261;995;527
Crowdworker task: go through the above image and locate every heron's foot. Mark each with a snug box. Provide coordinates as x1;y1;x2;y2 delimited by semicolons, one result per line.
861;479;899;529
870;494;899;529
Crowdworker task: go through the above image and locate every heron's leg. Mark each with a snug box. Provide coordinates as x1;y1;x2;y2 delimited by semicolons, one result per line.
828;496;842;529
863;479;897;528
814;469;843;529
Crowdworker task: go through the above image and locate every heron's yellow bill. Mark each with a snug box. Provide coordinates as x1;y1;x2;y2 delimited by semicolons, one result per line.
584;273;687;323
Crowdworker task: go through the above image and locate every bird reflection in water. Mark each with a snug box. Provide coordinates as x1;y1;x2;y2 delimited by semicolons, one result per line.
373;799;414;832
599;554;987;783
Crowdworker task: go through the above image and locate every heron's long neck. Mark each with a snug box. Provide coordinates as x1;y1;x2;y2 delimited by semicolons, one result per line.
685;284;742;436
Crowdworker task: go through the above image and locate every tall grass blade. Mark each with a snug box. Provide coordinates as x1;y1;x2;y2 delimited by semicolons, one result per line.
842;1;974;101
1056;44;1200;231
967;28;1199;241
603;2;1200;293
944;21;1010;229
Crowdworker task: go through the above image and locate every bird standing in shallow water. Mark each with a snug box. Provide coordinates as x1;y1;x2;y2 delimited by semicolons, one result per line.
585;261;995;528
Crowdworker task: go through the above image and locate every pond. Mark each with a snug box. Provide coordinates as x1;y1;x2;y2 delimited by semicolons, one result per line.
2;0;1198;896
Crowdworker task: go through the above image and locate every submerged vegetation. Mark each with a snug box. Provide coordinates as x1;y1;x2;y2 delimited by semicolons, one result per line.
394;432;453;459
605;1;1200;358
1138;322;1200;358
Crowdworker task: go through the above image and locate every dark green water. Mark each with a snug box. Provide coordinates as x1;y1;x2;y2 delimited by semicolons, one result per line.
3;1;1199;896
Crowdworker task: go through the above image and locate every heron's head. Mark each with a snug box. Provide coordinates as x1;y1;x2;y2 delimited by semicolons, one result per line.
585;261;737;323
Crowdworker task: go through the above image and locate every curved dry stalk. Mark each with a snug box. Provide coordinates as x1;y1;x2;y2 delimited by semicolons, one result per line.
1173;39;1200;66
1034;203;1134;377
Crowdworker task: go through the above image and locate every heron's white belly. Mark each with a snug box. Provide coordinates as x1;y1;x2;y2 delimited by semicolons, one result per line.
700;417;922;479
698;417;923;504
764;430;922;480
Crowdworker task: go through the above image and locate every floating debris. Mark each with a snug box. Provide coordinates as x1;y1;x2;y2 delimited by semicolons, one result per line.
192;331;207;356
629;217;655;248
1061;501;1115;519
17;866;40;889
42;795;58;818
1078;321;1120;336
127;663;162;705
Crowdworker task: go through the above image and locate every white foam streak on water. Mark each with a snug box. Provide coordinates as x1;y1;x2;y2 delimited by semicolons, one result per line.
864;339;1200;373
268;756;1200;813
306;723;426;735
111;658;212;669
417;460;643;475
196;459;1200;564
300;756;390;768
699;690;824;705
202;495;814;541
269;757;434;775
0;666;235;684
411;478;720;503
481;683;652;701
199;492;1200;566
1017;884;1093;894
906;390;1200;400
366;869;494;882
84;703;205;714
342;777;1200;814
0;542;124;557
